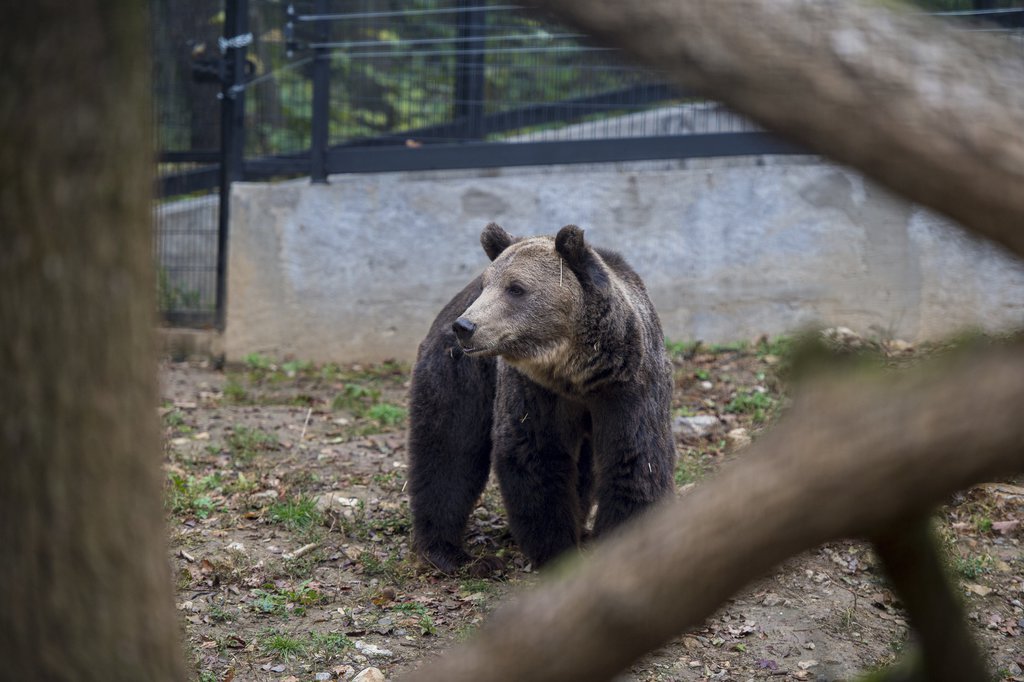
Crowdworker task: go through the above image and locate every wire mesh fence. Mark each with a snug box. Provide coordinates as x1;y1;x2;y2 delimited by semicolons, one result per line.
152;0;1024;327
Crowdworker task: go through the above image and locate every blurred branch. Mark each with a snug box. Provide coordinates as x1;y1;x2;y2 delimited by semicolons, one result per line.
523;0;1024;259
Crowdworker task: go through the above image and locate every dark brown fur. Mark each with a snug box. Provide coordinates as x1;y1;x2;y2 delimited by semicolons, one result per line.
407;224;675;572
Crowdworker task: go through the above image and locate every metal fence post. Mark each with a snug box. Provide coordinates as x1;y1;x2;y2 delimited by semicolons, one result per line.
454;0;487;139
216;0;248;330
310;0;330;183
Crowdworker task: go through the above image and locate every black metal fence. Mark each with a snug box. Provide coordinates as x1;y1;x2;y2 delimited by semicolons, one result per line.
153;0;1024;328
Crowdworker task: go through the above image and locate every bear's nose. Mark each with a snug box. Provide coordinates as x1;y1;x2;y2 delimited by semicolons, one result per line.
452;317;476;343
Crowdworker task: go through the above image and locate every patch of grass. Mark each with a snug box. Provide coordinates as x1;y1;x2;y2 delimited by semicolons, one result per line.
674;448;711;486
308;631;352;658
367;402;407;427
973;515;994;534
166;473;220;518
392;602;436;635
459;578;499;595
358;550;412;584
281;359;314;377
331;383;381;415
222;471;260;495
260;630;304;659
268;495;322;531
371;470;404;491
707;340;750;354
673;405;697;418
756;335;792;358
227;426;278;461
251;581;327;617
164;409;187;428
954;553;994;580
244;353;274;372
665;339;700;357
223;375;248;403
724;390;777;424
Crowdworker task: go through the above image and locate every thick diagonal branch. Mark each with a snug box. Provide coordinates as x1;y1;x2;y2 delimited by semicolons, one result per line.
524;0;1024;260
404;347;1024;682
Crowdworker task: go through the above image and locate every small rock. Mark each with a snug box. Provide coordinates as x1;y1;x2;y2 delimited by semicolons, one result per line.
727;427;751;448
673;415;719;437
354;641;394;658
821;326;865;350
798;659;819;670
333;664;356;680
250;489;279;507
352;667;386;682
699;380;714;391
226;541;246;553
681;636;701;650
317;492;363;513
1008;662;1022;676
886;339;913;353
313;673;332;681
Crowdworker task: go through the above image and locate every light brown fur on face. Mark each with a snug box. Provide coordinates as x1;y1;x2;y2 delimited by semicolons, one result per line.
458;237;585;377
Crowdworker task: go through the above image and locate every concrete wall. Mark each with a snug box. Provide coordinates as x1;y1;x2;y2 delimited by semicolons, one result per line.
225;160;1024;363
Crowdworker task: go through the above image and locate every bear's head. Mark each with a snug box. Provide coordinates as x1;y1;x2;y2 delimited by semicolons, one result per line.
452;223;608;364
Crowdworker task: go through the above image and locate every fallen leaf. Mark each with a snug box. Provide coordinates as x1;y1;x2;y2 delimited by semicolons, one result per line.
964;583;993;597
993;520;1020;534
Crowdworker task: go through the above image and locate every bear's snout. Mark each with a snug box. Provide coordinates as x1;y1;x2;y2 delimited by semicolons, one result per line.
452;317;477;345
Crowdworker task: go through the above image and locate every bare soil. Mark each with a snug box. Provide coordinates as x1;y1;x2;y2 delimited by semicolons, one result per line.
161;340;1024;682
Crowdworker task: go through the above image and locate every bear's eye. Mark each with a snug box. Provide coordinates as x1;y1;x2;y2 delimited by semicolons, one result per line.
506;283;526;298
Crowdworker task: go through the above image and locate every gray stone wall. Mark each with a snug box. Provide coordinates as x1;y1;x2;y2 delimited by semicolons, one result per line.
224;160;1024;363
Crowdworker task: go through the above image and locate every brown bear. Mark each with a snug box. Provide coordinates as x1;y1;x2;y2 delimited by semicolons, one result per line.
406;223;675;573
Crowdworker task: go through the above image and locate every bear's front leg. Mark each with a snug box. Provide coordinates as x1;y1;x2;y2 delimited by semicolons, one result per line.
407;343;496;574
492;366;584;568
589;387;675;538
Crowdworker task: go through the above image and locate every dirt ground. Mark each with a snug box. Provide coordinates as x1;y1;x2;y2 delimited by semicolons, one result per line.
161;337;1024;682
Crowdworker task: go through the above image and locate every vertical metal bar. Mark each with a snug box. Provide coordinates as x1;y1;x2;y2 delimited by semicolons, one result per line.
310;0;330;183
216;0;248;330
454;0;487;139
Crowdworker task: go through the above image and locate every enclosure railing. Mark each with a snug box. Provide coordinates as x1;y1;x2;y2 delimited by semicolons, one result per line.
152;0;1024;327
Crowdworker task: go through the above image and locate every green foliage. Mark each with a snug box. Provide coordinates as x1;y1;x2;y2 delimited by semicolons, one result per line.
156;267;203;312
227;426;279;461
244;353;273;371
268;495;322;531
332;383;381;415
308;631;352;658
260;631;304;658
392;602;437;635
675;448;711;486
756;335;792;358
665;339;700;357
724;390;777;424
954;553;995;580
358;550;412;584
252;581;327;617
166;473;220;518
367;402;407;426
223;375;248;403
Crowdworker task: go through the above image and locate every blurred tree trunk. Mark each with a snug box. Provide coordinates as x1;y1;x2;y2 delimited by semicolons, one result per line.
0;3;186;680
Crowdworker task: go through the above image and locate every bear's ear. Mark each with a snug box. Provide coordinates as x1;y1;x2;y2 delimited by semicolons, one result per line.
480;223;515;261
555;224;608;290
